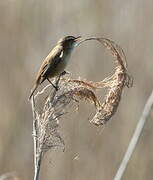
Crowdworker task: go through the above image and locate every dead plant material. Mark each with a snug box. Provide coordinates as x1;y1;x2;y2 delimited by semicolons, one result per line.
30;37;133;180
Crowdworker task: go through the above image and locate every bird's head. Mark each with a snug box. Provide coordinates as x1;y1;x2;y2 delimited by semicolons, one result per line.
58;36;82;50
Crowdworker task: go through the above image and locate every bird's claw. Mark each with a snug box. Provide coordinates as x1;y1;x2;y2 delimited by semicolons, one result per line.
55;85;59;91
61;71;70;76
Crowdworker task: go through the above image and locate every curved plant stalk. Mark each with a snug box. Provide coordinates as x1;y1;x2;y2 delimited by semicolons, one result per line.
30;37;133;180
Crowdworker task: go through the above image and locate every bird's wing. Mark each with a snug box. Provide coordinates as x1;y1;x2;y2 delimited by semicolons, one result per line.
35;45;63;84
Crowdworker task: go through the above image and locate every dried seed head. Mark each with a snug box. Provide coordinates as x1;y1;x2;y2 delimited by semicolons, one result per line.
30;37;133;158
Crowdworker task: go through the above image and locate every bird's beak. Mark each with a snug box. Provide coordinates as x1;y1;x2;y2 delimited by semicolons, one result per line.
74;36;82;47
75;36;82;42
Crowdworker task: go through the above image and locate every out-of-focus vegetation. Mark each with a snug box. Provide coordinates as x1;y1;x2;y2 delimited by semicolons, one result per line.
0;1;153;180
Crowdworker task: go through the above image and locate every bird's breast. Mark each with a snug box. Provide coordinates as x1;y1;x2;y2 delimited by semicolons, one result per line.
49;51;71;77
62;51;71;65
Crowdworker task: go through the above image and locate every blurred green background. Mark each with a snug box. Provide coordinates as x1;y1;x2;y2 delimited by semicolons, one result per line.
0;0;153;180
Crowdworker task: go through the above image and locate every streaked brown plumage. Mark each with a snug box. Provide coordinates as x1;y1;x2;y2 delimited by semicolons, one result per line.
29;36;81;100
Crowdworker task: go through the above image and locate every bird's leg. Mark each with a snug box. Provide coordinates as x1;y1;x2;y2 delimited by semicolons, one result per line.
47;71;68;91
54;71;69;89
47;78;58;91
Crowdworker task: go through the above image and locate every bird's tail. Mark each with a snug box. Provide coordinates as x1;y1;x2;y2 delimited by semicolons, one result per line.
29;83;38;100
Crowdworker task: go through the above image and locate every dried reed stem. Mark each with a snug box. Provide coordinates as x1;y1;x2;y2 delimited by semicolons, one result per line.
31;96;41;180
114;90;153;180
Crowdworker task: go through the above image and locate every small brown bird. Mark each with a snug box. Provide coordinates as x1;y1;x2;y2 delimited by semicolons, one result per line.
29;35;81;100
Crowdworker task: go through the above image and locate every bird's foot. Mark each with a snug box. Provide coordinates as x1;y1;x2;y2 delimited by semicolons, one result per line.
52;83;59;91
55;85;59;91
61;70;70;76
47;78;59;91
